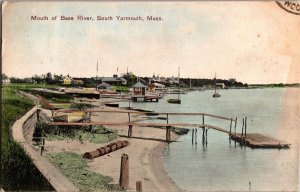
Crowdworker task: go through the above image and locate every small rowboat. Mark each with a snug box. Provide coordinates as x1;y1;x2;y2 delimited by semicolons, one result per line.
53;108;85;122
167;99;181;104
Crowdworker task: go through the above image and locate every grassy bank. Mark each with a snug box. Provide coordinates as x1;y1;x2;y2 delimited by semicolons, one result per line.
46;152;122;191
1;85;53;190
36;122;118;144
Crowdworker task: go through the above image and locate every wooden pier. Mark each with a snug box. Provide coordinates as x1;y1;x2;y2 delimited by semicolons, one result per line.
131;95;160;102
43;109;290;149
230;133;290;149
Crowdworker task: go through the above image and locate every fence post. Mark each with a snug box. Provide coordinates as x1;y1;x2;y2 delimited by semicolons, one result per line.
136;181;143;192
119;154;129;190
166;126;171;143
128;125;133;138
36;108;41;121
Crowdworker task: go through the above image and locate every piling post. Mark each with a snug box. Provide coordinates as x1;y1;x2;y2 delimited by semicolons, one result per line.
119;154;129;190
202;127;205;143
229;118;233;134
202;114;205;126
245;117;247;138
195;128;197;145
205;128;208;144
40;145;44;156
192;129;194;144
241;118;244;137
234;117;237;136
136;181;143;192
128;125;133;138
167;114;169;124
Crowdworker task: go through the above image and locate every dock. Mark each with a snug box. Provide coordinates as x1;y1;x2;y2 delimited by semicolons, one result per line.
35;94;290;149
230;133;290;149
131;95;160;102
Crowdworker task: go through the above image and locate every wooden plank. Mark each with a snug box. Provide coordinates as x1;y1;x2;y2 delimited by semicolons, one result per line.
51;121;230;134
230;133;290;148
83;110;236;122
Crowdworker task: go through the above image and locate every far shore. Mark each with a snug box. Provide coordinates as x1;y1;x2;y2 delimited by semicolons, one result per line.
45;97;183;191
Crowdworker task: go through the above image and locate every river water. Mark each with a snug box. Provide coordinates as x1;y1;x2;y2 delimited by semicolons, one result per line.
119;88;299;191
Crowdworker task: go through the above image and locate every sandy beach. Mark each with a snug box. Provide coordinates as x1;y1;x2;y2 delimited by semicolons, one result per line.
44;98;182;191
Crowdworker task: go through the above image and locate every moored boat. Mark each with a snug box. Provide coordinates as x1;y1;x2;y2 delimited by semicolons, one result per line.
53;108;85;122
167;98;181;104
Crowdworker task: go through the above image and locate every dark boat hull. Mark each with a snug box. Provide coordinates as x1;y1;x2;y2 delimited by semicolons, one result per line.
167;99;181;104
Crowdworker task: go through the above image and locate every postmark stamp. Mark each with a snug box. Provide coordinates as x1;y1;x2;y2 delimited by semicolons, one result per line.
276;1;300;15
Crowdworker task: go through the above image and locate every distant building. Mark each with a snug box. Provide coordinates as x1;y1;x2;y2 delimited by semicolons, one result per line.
148;83;165;92
99;75;127;85
216;83;225;89
97;82;112;89
132;82;147;96
63;76;72;85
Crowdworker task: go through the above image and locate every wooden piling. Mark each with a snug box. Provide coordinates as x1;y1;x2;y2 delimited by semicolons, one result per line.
202;114;205;126
241;118;244;137
234;117;237;135
119;154;129;190
195;128;197;144
128;113;131;123
136;181;143;192
229;118;233;134
167;114;169;124
192;129;194;144
245;117;247;138
205;128;208;144
202;128;205;143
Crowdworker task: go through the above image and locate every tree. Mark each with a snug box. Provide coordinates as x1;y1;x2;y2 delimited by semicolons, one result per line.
45;72;52;84
2;73;8;80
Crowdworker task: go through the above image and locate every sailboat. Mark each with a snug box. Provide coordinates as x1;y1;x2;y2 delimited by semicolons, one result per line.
212;72;221;98
168;67;181;104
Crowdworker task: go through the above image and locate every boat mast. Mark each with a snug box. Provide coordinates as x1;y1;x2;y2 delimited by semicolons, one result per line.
96;61;98;90
214;71;217;94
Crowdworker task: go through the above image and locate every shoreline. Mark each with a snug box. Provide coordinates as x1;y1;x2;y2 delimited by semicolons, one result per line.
45;97;183;191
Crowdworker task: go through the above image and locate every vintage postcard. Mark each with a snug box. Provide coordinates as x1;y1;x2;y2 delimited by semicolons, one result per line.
1;1;299;191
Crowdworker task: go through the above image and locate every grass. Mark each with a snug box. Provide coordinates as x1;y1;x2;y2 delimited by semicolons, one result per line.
37;122;118;144
46;152;122;192
1;85;53;190
112;85;130;93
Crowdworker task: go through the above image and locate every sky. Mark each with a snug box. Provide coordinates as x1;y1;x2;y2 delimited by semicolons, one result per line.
2;1;300;84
